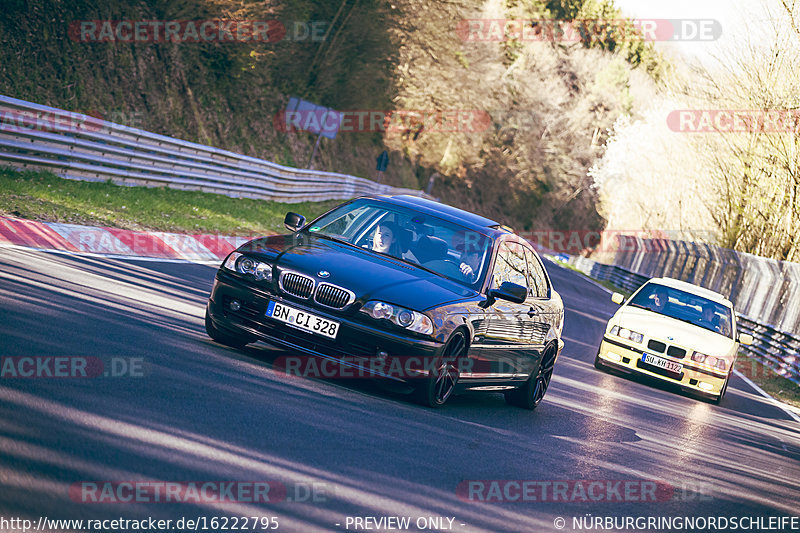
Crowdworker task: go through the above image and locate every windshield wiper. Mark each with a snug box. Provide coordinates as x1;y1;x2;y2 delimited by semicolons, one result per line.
374;250;444;277
313;232;362;250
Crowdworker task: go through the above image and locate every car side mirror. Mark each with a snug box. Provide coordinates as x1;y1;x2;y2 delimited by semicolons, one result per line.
739;333;753;346
489;282;527;304
284;212;306;232
611;292;625;305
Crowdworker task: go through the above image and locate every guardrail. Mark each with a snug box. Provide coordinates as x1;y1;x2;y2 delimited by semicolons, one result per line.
569;255;649;293
568;256;800;386
0;95;428;203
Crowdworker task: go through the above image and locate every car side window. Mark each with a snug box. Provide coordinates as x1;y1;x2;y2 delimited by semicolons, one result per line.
491;242;529;291
524;247;549;298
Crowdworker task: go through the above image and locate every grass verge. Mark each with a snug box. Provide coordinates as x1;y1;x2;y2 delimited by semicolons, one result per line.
734;354;800;411
0;168;341;236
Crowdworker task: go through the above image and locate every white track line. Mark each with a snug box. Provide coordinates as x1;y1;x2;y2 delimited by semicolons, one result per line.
733;369;800;424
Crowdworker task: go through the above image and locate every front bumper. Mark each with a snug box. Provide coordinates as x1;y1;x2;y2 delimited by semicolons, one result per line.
596;336;728;398
207;271;444;381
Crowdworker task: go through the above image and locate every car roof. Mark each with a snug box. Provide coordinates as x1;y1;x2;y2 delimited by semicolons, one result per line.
646;277;732;306
367;195;506;234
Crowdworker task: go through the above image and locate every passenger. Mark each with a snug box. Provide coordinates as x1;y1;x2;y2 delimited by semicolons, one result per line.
699;303;723;333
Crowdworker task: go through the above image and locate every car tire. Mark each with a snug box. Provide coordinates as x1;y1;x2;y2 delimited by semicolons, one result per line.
506;348;556;410
205;306;254;349
712;376;729;405
413;330;466;408
593;351;606;371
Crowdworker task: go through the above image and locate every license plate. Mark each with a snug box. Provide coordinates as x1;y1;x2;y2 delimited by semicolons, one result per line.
642;353;682;374
266;301;340;339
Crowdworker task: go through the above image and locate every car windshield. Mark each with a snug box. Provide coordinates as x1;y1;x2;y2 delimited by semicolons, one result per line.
628;283;734;338
306;199;492;289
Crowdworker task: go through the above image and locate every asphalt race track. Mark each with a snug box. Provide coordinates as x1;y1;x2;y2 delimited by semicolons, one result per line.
1;247;798;532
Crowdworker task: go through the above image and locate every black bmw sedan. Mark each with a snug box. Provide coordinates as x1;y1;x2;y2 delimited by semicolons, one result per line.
205;195;564;408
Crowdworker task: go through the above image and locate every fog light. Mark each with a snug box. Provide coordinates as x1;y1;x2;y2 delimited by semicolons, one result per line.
698;382;713;391
606;352;622;363
229;299;241;311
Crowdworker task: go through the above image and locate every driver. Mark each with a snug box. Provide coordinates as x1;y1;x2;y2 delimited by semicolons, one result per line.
371;221;401;257
459;246;482;283
651;287;669;313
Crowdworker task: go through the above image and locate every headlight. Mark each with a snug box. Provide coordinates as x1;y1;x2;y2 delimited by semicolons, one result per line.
361;301;434;335
610;325;643;344
222;252;273;282
692;352;728;371
222;252;242;271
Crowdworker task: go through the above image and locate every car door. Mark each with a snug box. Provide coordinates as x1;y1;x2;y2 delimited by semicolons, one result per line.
521;245;557;375
478;240;533;379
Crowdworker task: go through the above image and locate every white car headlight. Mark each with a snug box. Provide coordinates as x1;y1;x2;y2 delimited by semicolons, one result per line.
222;252;273;282
692;352;728;371
361;301;434;335
222;252;242;271
610;325;643;344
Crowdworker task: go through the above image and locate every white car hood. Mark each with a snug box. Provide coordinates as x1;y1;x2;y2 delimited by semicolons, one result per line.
616;306;736;357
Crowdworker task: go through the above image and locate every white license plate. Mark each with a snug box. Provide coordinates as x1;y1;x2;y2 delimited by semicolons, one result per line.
266;301;340;339
642;353;682;374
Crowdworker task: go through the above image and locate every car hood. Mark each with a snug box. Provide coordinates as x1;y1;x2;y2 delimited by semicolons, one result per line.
616;306;736;356
238;234;475;310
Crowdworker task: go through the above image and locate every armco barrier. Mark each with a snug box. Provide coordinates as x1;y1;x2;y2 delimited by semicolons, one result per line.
0;95;428;203
568;255;800;387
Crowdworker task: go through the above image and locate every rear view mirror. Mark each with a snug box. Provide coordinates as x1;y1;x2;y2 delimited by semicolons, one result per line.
284;212;306;232
739;333;754;346
611;292;625;305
